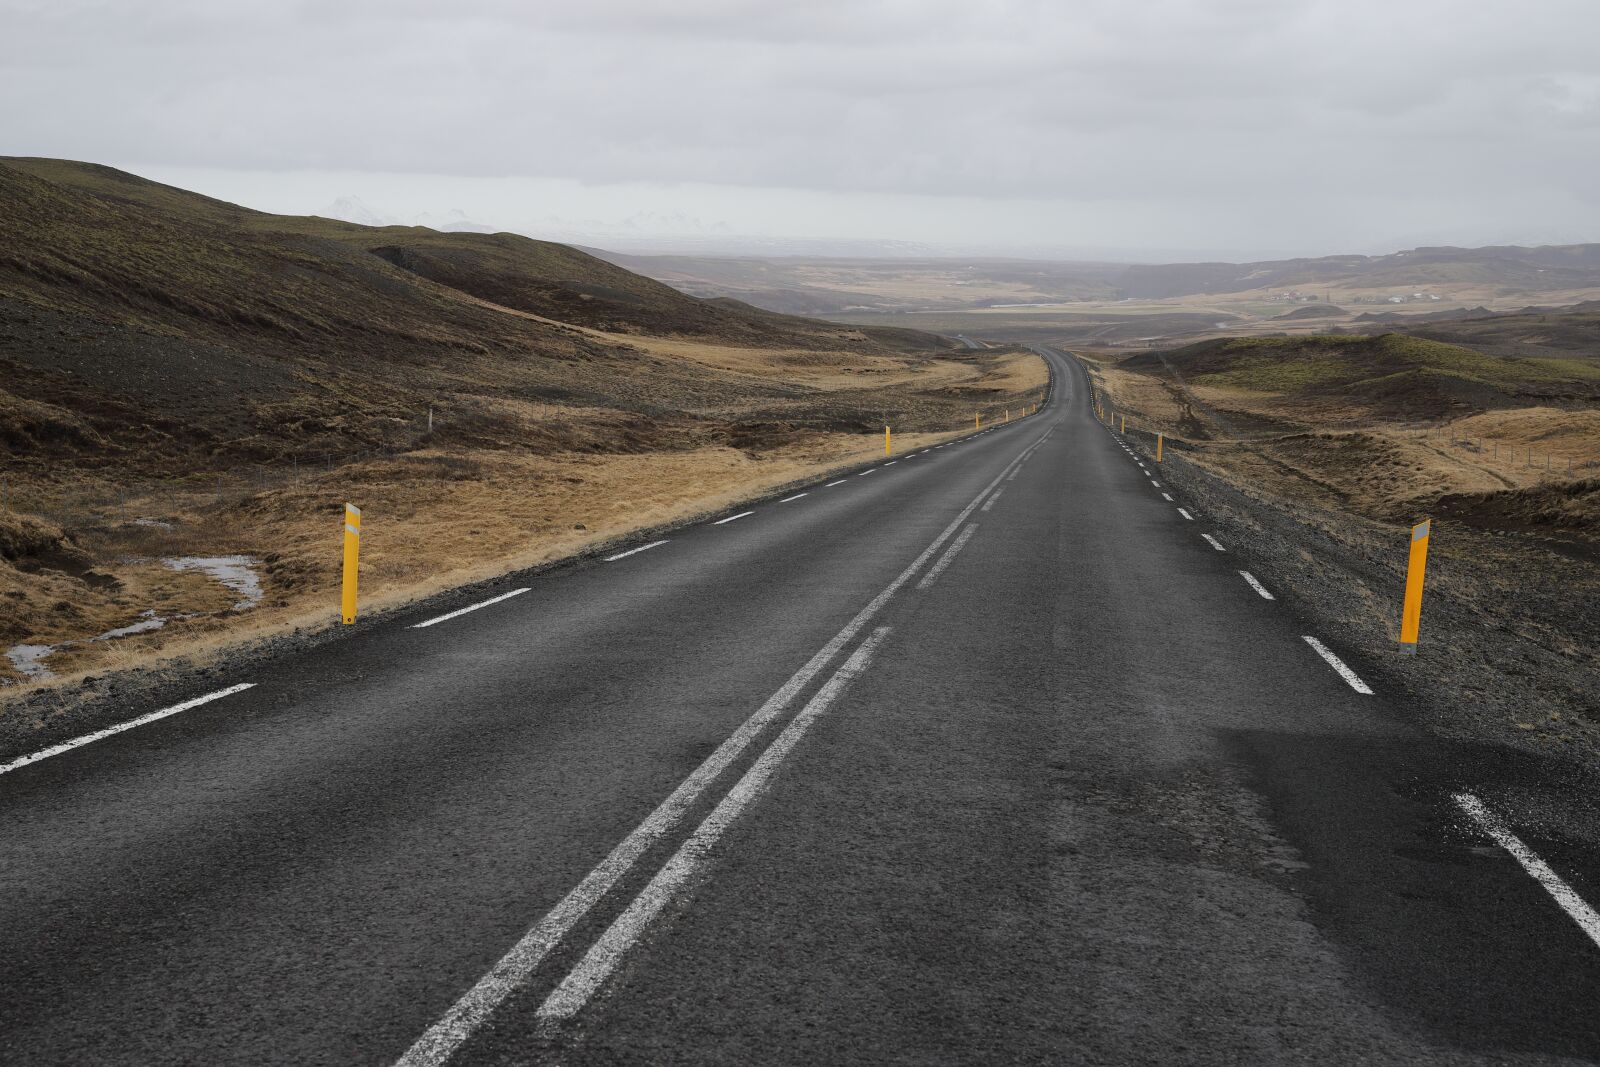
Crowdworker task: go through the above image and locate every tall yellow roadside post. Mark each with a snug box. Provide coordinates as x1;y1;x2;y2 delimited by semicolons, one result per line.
1121;415;1126;433
1399;519;1431;653
341;503;361;624
976;413;981;430
1156;433;1164;462
885;425;892;456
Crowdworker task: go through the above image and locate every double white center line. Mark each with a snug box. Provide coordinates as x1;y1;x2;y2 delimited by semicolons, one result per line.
394;429;1052;1066
537;626;894;1022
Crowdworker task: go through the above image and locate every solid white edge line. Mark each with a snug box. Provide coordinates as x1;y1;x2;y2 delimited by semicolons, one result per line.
1239;570;1275;600
1201;534;1226;551
1454;793;1600;950
0;683;257;778
1301;635;1374;694
1177;508;1195;521
412;588;531;628
778;493;808;503
391;428;1050;1067
917;523;979;590
604;541;669;563
536;626;894;1022
711;511;754;525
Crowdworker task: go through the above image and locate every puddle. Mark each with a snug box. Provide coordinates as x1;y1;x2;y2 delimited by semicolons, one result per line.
3;557;263;682
164;556;263;610
94;609;169;641
5;645;57;680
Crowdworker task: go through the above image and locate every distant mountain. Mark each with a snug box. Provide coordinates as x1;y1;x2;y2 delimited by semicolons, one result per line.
1116;244;1600;299
318;195;392;227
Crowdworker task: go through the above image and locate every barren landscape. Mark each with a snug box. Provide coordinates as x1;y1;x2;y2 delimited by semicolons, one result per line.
0;158;1047;699
1076;330;1600;763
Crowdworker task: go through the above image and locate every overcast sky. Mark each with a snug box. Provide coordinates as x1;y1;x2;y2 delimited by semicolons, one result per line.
5;0;1600;259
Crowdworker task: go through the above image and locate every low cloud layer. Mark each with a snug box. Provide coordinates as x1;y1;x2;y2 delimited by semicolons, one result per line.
5;0;1600;256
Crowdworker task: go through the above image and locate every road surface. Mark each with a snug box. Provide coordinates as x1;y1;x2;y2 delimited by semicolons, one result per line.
3;348;1600;1064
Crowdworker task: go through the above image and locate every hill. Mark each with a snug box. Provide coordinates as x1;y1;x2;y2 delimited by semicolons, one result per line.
0;159;1044;692
1373;300;1600;359
1116;244;1600;300
1125;333;1600;421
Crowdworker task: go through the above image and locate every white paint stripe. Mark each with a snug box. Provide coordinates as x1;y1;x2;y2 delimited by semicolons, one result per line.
604;541;669;562
1239;571;1275;600
858;469;877;476
918;524;979;590
392;430;1049;1067
1177;508;1195;521
412;588;531;629
1161;493;1174;501
0;683;256;778
884;461;896;466
1301;636;1374;695
1201;534;1226;551
1151;480;1161;487
711;511;754;525
537;627;894;1022
981;488;1004;512
825;479;847;487
778;493;808;503
1454;793;1600;950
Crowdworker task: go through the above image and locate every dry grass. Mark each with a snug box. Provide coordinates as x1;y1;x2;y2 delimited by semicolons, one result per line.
0;384;1036;701
1093;349;1600;529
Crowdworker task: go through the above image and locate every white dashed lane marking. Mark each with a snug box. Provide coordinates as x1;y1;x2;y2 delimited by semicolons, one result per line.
0;683;257;778
1201;534;1226;551
1302;636;1374;694
414;588;532;628
711;511;754;525
1177;508;1195;521
604;541;669;562
778;493;807;503
1239;571;1275;599
1455;793;1600;950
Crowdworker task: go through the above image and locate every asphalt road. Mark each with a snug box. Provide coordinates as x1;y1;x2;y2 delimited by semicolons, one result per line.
4;348;1600;1064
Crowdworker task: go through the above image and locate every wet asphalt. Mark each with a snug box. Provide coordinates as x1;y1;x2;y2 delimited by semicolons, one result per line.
2;349;1599;1065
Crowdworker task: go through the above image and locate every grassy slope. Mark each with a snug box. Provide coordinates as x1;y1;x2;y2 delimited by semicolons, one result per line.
0;159;1046;691
1099;332;1600;539
1129;333;1600;419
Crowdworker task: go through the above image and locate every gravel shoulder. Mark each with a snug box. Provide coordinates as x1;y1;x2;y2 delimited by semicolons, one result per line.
1129;433;1600;769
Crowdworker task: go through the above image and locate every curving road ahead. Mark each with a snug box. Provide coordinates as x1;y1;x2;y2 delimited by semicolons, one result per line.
3;349;1600;1064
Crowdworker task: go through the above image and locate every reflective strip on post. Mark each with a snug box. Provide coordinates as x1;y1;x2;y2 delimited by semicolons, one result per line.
341;503;361;625
1399;518;1431;653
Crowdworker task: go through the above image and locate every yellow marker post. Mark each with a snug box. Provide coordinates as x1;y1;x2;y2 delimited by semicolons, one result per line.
885;425;892;455
341;503;361;625
1156;433;1163;462
976;413;981;430
1121;415;1126;433
1005;408;1010;423
1399;519;1431;654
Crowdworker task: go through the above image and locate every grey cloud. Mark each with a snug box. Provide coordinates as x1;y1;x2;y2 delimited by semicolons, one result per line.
3;0;1599;252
